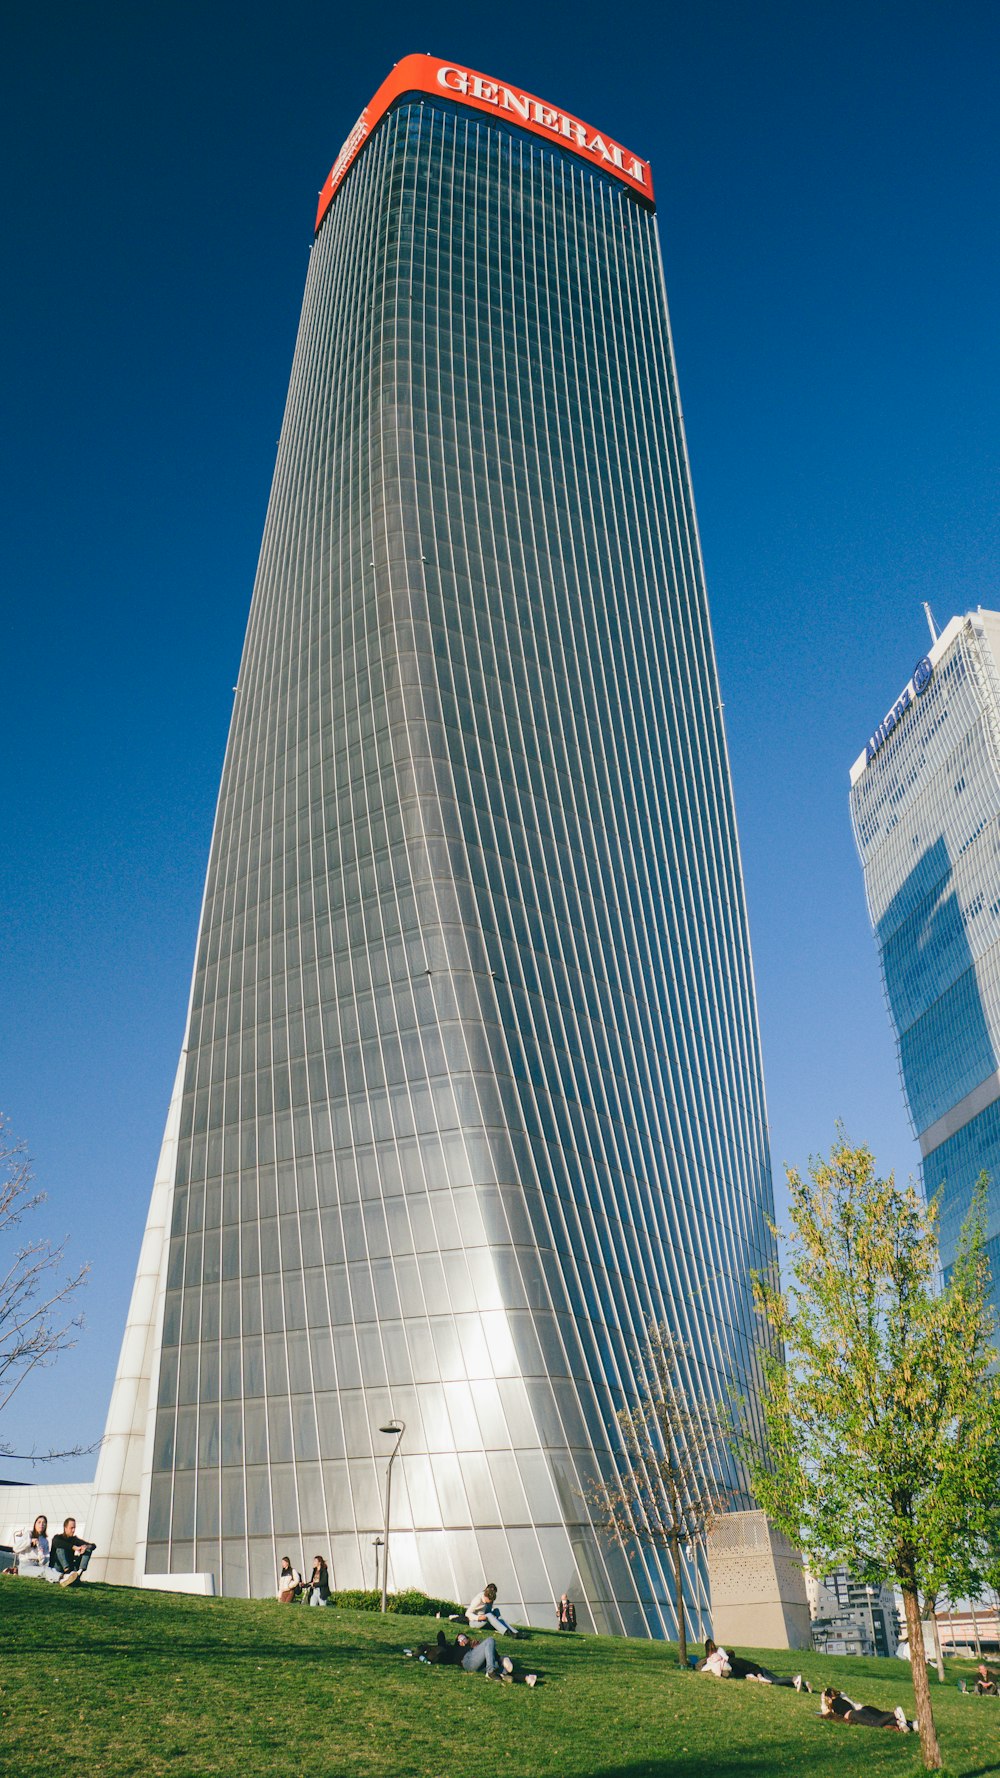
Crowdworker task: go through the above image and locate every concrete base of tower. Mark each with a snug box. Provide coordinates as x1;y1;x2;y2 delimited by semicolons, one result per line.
143;1572;217;1596
706;1510;811;1651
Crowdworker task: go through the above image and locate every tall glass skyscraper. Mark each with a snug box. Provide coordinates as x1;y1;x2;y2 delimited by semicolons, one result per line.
850;607;1000;1314
89;54;777;1635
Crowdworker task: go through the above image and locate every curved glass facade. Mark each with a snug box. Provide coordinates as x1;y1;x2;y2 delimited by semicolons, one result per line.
850;609;1000;1309
92;66;776;1635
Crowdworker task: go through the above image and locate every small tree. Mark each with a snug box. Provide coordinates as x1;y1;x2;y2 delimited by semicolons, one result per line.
747;1137;1000;1771
0;1117;89;1444
586;1323;731;1665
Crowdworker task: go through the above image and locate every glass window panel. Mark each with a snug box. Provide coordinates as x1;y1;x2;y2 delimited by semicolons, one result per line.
147;1475;172;1542
296;1463;326;1536
247;1539;274;1598
245;1466;272;1537
196;1470;220;1539
270;1464;300;1536
198;1405;221;1467
174;1406;197;1471
221;1538;248;1597
171;1472;195;1540
333;1328;362;1390
243;1400;268;1464
266;1397;293;1463
292;1397;320;1462
457;1452;500;1525
346;1459;381;1529
316;1393;346;1460
220;1471;245;1544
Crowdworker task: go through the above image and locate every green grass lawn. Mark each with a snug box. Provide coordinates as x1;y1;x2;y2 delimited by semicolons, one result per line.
2;1580;998;1778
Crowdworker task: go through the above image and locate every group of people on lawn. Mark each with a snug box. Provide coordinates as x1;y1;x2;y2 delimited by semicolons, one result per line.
276;1554;331;1605
15;1522;988;1722
700;1638;917;1732
8;1514;96;1586
701;1637;1000;1727
406;1579;539;1684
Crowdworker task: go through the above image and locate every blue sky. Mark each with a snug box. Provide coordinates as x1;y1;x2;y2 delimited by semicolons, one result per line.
3;0;998;1466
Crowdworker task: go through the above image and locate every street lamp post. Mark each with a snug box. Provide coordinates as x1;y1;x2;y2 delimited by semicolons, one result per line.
865;1585;877;1656
372;1536;384;1595
379;1420;405;1614
970;1597;983;1659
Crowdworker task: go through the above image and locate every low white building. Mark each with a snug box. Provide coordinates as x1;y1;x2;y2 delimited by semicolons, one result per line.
0;1480;94;1557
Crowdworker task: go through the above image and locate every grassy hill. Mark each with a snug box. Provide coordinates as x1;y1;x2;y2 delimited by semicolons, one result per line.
1;1580;997;1777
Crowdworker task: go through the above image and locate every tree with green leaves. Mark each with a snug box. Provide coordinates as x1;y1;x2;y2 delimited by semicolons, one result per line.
586;1323;731;1666
746;1137;1000;1771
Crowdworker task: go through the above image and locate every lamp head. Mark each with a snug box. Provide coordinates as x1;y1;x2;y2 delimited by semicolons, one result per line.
380;1422;402;1435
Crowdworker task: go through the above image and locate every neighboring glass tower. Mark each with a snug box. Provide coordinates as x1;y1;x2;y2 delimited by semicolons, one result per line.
850;608;1000;1312
90;54;777;1634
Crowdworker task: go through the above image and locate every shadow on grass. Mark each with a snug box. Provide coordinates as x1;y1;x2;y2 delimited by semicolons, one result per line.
6;1635;373;1663
584;1764;821;1778
584;1765;1000;1778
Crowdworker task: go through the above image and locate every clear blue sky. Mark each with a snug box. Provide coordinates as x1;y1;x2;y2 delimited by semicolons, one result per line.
3;0;998;1467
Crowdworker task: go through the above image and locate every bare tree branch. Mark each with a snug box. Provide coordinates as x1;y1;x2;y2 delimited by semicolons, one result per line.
585;1322;734;1665
0;1438;103;1465
0;1115;89;1422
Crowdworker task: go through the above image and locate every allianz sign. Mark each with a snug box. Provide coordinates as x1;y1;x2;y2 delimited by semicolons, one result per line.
865;655;934;766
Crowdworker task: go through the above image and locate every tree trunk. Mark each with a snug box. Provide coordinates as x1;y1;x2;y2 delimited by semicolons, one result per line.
902;1583;942;1769
929;1609;945;1683
671;1534;688;1667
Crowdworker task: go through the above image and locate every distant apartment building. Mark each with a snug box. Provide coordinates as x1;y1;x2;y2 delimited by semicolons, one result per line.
849;609;1000;1312
806;1568;899;1658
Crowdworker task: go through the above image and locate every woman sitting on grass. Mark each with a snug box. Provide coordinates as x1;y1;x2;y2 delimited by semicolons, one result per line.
13;1516;50;1580
467;1581;519;1637
820;1687;915;1731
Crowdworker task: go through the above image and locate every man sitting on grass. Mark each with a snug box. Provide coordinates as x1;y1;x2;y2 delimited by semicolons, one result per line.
48;1518;96;1587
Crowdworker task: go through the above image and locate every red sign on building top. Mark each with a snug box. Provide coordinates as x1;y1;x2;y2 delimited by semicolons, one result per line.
315;53;654;232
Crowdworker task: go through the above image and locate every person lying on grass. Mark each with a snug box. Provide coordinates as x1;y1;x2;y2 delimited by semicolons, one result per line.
820;1687;916;1731
699;1638;810;1690
407;1630;537;1685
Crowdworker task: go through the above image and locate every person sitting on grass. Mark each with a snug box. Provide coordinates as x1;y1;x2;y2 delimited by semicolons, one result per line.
306;1555;329;1606
411;1630;537;1685
48;1518;96;1586
699;1641;732;1678
14;1516;50;1579
467;1581;519;1636
974;1663;998;1696
276;1556;303;1602
820;1687;915;1731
